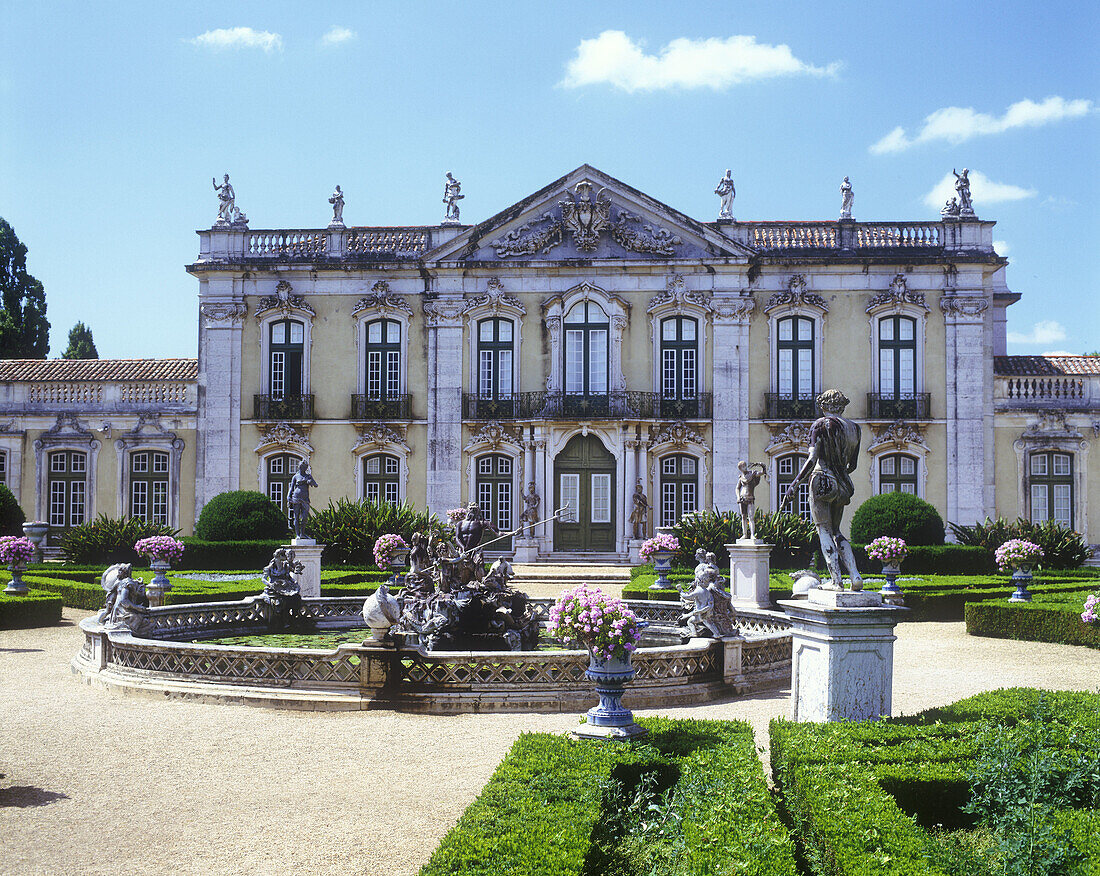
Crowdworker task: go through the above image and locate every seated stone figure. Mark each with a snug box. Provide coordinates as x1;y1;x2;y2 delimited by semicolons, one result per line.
259;548;305;630
679;551;736;638
98;563;150;633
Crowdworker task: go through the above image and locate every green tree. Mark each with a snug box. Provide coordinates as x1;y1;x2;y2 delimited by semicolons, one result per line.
62;321;98;359
0;218;49;358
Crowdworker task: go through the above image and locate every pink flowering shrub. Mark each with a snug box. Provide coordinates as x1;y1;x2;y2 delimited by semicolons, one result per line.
0;536;35;566
639;534;679;563
446;508;468;524
994;539;1043;572
373;533;409;569
867;536;908;566
133;536;185;563
1082;594;1099;625
547;583;642;661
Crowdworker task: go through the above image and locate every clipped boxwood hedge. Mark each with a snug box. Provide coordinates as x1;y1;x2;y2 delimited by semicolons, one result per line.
965;598;1100;649
0;587;63;628
176;539;287;571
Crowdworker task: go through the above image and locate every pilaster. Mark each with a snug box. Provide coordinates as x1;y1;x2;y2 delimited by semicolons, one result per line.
711;295;755;510
424;298;465;517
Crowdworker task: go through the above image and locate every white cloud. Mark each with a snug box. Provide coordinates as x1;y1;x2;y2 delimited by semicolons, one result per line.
321;26;356;46
1007;320;1067;346
871;96;1092;153
560;31;839;92
1041;350;1074;357
923;170;1037;210
992;240;1010;255
189;27;283;53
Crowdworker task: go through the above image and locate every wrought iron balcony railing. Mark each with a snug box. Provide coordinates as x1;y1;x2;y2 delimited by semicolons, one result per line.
462;394;517;420
253;394;314;421
866;392;932;419
506;391;712;420
659;393;712;419
764;392;817;419
351;394;410;420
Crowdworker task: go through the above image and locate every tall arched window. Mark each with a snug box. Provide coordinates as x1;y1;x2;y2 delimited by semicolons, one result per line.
48;450;87;530
269;319;304;400
476;318;515;417
660;316;698;418
878;453;917;495
363;453;400;504
476;454;513;551
660;454;698;527
563;300;609;416
777;453;810;520
265;453;302;512
1029;451;1073;529
776;316;815;417
129;451;169;524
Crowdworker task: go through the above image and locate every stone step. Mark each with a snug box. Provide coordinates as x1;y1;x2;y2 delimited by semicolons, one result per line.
511;563;631;581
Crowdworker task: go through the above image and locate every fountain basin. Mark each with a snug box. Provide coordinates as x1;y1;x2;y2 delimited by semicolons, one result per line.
72;596;792;712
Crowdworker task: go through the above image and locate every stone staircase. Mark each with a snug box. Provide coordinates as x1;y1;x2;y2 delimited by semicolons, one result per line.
510;561;633;600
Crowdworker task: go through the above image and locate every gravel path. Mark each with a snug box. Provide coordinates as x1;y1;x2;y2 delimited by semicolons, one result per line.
2;608;1099;876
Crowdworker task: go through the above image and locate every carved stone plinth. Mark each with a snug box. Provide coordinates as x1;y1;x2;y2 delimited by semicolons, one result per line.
726;541;773;610
626;538;645;565
512;537;539;563
778;593;907;723
289;540;324;598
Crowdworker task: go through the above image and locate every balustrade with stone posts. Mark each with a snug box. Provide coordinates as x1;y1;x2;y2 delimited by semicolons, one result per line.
4;381;194;413
995;374;1097;410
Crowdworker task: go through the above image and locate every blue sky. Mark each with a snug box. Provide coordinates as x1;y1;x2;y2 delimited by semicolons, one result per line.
1;1;1097;358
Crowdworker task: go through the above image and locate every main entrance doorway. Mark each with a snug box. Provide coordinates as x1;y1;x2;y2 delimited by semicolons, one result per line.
553;434;616;551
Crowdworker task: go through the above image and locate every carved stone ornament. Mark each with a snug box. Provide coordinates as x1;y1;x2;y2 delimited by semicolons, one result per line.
463;421;523;453
710;294;756;322
868;420;929;452
560;180;612;252
200;302;249;325
611;210;682;256
352;280;413;318
423;299;465;328
462;277;526;315
352;422;411;454
763;275;829;314
34;414;97;451
649;420;709;450
116;414;184;451
0;418;18;434
490;212;562;257
1020;410;1082;441
647;274;713;314
254;421;314;456
942;264;958;291
256;280;316;319
765;421;812;454
939;294;989;317
866;274;928;313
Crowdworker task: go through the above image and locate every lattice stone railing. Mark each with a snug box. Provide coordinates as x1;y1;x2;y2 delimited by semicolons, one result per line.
741;634;791;682
345;228;429;258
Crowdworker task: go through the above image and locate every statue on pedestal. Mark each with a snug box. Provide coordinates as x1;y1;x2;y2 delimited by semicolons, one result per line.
780;389;863;592
629;480;649;540
679;549;736;637
519;483;540;534
443;172;464;224
736;461;767;542
328;185;345;226
941;197;960;218
287;459;319;540
260;547;305;630
840;177;854;219
953;168;974;216
714;169;736;220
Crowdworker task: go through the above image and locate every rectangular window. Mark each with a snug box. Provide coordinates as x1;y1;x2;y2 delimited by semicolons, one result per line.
365;482;380;501
386;351;400;397
591;474;611;523
682;482;696;515
498;351;513;397
51;454;67;473
899;349;915;395
497;457;511;475
367;351;381;399
880;456;895;475
132;452;148;473
681;457;695;475
560;474;580;522
797;349;812;394
290;322;304;344
479;482;493;518
152;481;168;525
50;481;66;526
1031;484;1048;522
588;329;607;393
900;457;915;476
1053;454;1071;477
70;452;85;473
0;451;6;485
682;349;696;398
1030;455;1048;476
663;349;677;396
662;483;677;527
480;321;494;342
384;482;399;504
478;457;493;475
901;483;915;494
269;481;284;509
365;457;380;475
269;457;284;475
386;322;400;344
153;453;168;474
880;349;895;396
662;457;677;475
481;350;496;397
70;481;85;526
385;457;399;475
131;481;148;521
778;349;793;396
565;330;584;394
368;322;382;344
271;351;285;399
496;486;510;532
1053;484;1072;528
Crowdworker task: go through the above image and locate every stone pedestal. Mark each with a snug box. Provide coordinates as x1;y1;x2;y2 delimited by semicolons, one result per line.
289;539;324;598
627;538;644;564
779;591;907;723
512;537;539;563
726;541;773;610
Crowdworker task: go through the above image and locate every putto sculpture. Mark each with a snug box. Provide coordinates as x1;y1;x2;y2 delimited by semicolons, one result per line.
840;176;854;219
97;563;149;633
679;549;736;637
715;169;736;220
442;172;464;224
287;459;319;540
780;389;863;592
212;174;248;227
736;461;767;542
328;185;345;227
258;547;306;630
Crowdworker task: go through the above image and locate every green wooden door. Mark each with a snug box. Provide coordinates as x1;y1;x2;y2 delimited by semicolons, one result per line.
554;434;615;551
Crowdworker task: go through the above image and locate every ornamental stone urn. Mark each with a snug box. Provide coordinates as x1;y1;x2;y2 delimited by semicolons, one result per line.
388;547;410;589
22;522;49;564
1008;564;1034;603
879;562;904;605
4;561;28;595
145;559;173;608
571;649;648;740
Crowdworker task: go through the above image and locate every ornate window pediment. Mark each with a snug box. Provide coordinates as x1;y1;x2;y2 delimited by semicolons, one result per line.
35;414;97;449
253;421;314;456
352;422;411;455
255;281;315;320
763;275;829;315
866;274;928;314
647;274;713;316
764;421;812;455
868;420;929;453
352;280;413;319
462;278;526;317
648;421;709;451
463;421;524;454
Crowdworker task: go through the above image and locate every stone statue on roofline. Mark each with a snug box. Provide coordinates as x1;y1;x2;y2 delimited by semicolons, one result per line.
953;168;975;217
715;169;736;220
212;174;248;228
780;389;863;592
442;172;464;225
329;185;345;227
840;176;854;219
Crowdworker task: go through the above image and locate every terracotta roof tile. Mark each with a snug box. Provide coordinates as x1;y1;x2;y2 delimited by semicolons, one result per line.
994;355;1100;376
0;359;198;382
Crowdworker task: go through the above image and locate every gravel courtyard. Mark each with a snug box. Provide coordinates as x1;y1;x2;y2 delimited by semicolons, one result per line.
2;608;1099;876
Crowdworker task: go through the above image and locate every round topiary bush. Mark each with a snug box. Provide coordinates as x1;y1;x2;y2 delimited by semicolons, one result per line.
195;491;289;541
0;484;26;535
850;491;945;546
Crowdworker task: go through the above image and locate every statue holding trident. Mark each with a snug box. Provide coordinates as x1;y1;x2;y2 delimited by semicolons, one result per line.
714;169;736;220
780;390;863;592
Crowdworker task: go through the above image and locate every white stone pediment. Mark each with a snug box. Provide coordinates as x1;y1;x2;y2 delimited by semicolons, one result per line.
423;164;752;263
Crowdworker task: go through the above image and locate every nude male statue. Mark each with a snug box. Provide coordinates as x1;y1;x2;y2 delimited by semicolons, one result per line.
736;461;766;542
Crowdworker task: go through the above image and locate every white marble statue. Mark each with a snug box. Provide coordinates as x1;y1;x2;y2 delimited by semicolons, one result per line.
98;563;149;632
212;174;247;227
679;550;735;637
840;177;854;219
715;169;736;220
443;172;464;224
941;197;960;218
780;389;863;592
329;185;345;226
363;583;402;642
953;168;974;215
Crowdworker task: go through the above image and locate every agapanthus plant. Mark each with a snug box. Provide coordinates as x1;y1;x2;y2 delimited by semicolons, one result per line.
639;533;679;563
373;533;409;569
134;536;185;563
994;539;1043;572
547;584;642;662
1082;594;1098;625
0;536;35;566
867;536;908;566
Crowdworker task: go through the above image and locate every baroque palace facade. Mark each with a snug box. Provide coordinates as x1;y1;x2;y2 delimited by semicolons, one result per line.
1;165;1098;558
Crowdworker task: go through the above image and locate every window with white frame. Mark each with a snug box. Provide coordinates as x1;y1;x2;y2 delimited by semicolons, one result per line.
477;319;514;401
1029;451;1074;529
878;453;918;495
48;450;87;530
0;450;6;486
661;316;698;401
363;453;400;504
660;454;698;527
777;316;814;401
366;319;402;402
269;319;305;400
476;454;513;550
129;451;169;524
563;301;609;399
777;453;810;520
265;453;302;513
878;316;916;399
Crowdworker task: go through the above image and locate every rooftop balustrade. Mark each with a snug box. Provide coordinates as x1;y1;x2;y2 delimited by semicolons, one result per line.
995;375;1098;410
0;380;195;414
